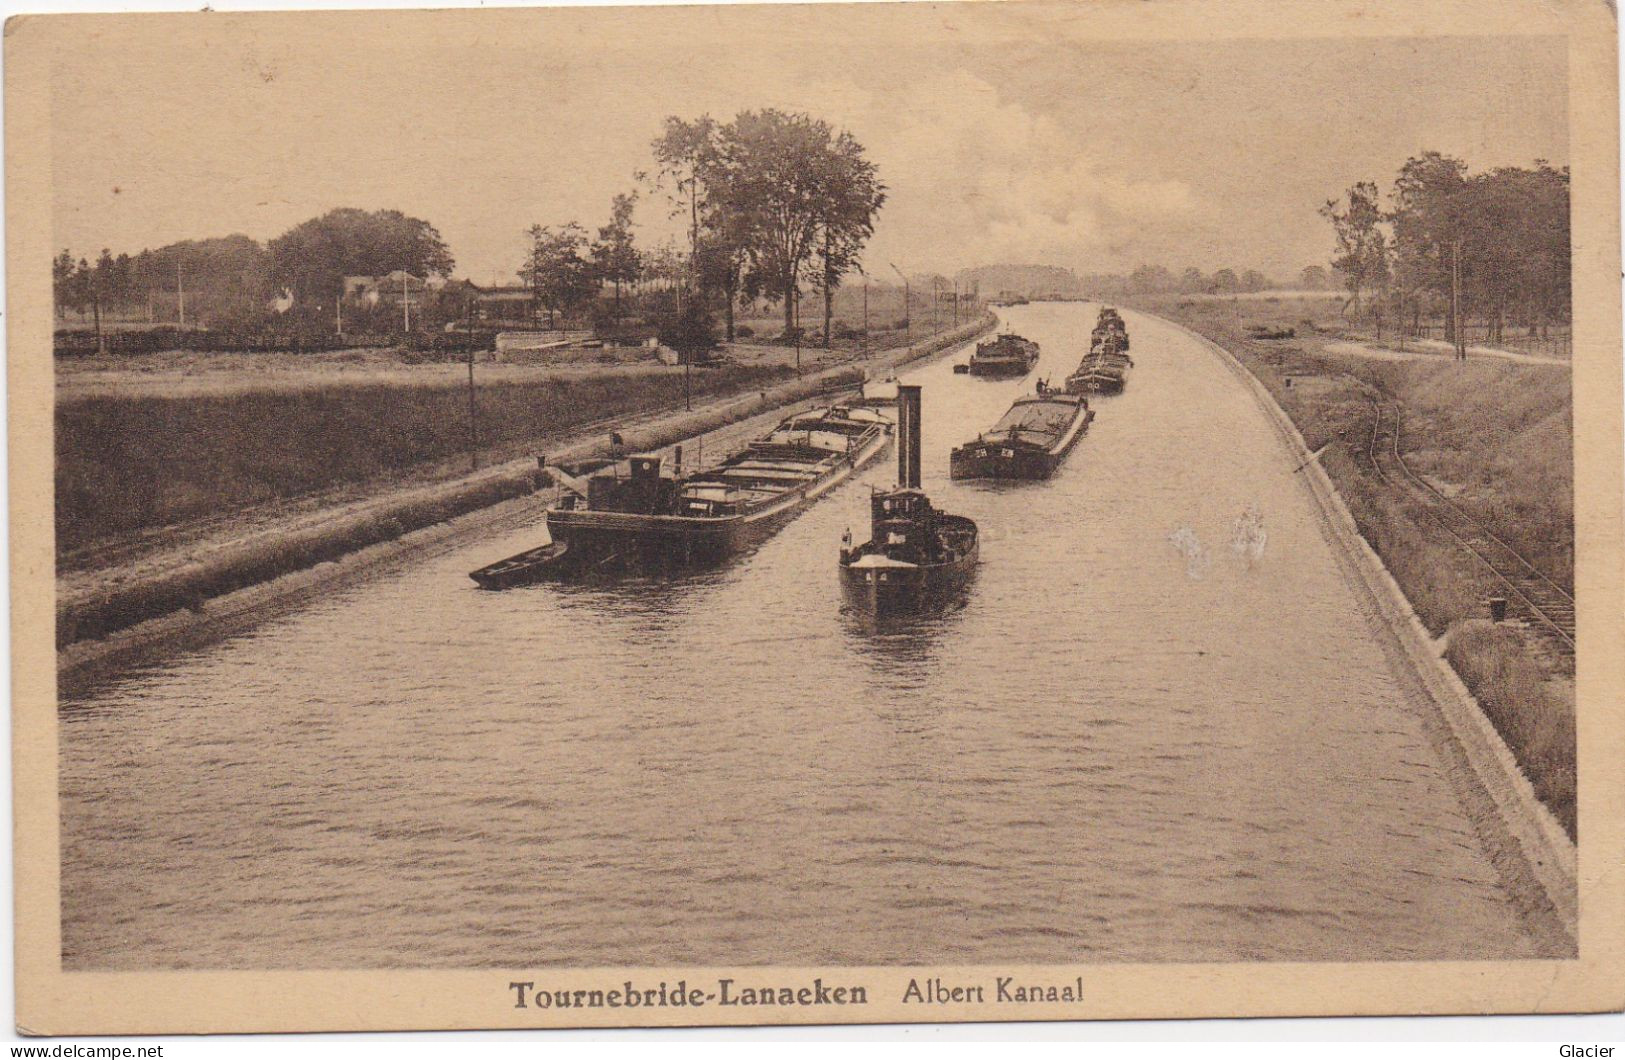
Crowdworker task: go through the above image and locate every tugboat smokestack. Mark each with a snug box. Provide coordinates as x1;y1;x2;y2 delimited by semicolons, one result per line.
898;384;922;489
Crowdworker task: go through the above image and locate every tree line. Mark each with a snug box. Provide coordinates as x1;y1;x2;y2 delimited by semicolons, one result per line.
1321;152;1570;341
522;108;885;349
53;208;457;335
55;107;886;355
1071;265;1287;299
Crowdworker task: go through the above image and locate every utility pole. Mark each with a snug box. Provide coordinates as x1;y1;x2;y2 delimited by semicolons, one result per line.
953;279;959;326
1451;240;1465;361
1396;288;1406;353
466;300;479;470
862;274;870;359
793;286;802;378
176;262;186;328
889;262;910;349
92;273;104;355
336;285;344;339
402;272;411;333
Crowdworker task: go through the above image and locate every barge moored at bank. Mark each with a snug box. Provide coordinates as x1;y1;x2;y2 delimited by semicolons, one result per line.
470;404;892;586
840;385;978;617
949;386;1094;480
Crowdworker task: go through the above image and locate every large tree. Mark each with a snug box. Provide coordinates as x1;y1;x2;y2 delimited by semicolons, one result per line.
268;208;454;309
52;250;77;319
714;109;885;338
651;114;752;340
523;223;596;327
1387;151;1468;335
809;129;885;346
590;192;642;317
1320;181;1389;316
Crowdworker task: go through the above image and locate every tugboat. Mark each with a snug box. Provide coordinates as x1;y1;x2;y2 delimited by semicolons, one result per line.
839;384;979;617
961;332;1041;377
470;404;891;587
949;382;1094;480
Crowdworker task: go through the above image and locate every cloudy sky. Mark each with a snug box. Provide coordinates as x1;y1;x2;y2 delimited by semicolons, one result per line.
47;4;1569;284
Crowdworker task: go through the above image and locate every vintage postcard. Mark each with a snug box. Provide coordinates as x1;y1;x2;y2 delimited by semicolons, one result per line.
7;0;1623;1035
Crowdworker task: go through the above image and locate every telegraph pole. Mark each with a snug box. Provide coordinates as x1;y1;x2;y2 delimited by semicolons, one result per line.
176;262;186;328
1451;240;1465;361
862;275;870;359
889;262;910;349
466;299;479;470
1396;288;1406;353
92;273;105;355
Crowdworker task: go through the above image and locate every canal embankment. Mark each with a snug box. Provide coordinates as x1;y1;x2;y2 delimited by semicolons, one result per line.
1138;306;1576;948
57;313;996;686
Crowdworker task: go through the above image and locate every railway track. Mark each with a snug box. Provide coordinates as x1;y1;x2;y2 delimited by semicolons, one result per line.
1352;381;1575;660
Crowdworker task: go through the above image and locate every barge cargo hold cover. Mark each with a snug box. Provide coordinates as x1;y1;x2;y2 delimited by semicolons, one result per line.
949;388;1094;480
470;404;892;586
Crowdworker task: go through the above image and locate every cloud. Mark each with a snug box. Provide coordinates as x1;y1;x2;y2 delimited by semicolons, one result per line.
822;70;1203;272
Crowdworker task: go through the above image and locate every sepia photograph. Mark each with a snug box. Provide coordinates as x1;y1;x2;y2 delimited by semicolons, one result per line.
7;0;1623;1035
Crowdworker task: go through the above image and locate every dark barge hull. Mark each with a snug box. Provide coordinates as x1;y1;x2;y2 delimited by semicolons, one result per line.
469;542;570;589
949;408;1094;481
839;543;979;617
966;360;1037;378
542;502;788;575
949;444;1058;480
471;508;773;586
1066;374;1125;396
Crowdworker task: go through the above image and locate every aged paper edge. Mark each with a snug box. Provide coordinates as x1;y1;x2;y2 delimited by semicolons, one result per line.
7;0;1623;1035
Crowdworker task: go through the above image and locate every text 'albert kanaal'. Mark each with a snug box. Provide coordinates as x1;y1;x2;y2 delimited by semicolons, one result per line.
903;976;1085;1004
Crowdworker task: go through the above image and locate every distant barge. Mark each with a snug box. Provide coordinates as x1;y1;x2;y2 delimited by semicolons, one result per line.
1067;307;1133;395
949;386;1094;480
470;404;891;586
959;333;1040;377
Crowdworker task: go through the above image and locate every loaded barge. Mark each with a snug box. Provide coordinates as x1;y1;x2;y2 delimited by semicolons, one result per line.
1067;306;1133;395
840;385;979;616
949;385;1094;480
958;333;1040;377
470;404;892;586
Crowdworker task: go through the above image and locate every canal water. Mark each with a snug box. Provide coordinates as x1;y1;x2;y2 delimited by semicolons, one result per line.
59;303;1557;969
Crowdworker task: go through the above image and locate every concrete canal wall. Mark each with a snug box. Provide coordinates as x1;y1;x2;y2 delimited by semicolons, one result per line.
58;313;997;689
1154;311;1578;948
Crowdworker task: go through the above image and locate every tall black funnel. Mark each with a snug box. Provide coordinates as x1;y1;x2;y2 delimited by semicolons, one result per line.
897;384;922;489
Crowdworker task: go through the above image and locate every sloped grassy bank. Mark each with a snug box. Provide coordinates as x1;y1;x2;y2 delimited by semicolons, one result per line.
56;363;793;554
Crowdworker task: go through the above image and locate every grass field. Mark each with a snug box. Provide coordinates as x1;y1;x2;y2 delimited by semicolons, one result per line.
1131;293;1576;836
